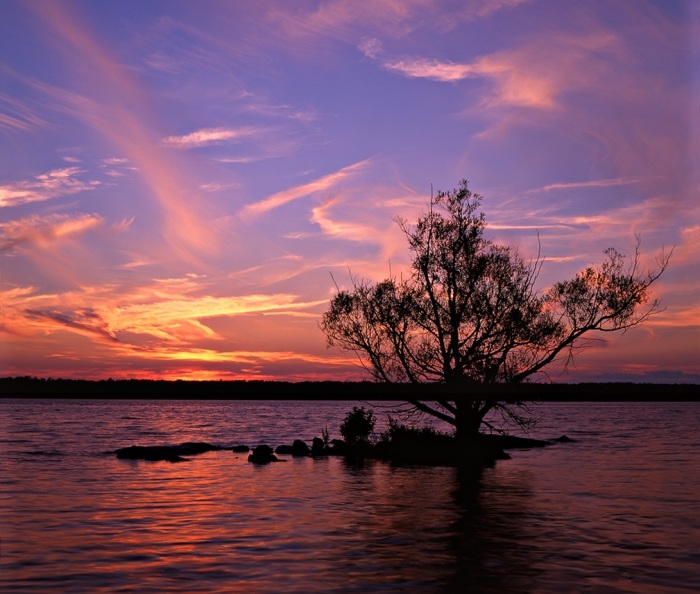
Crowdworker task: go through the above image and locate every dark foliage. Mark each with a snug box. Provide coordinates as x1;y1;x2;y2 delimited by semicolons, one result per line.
339;406;376;444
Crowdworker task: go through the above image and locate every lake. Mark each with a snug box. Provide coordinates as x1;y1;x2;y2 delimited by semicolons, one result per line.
1;399;699;593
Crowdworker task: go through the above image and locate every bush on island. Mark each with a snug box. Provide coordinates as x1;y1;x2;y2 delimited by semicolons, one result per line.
340;406;376;445
375;419;510;466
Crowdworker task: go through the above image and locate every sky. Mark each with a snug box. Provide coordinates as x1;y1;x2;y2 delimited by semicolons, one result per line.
1;0;698;383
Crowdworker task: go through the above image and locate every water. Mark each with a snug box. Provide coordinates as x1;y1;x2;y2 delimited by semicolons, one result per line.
1;399;699;593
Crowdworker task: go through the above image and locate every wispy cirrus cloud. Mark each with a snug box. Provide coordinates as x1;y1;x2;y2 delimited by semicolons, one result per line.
268;0;425;40
270;0;527;43
0;213;104;252
163;126;260;148
462;0;529;20
311;197;385;243
363;31;621;111
0;91;49;132
379;52;560;108
240;159;371;221
526;177;643;194
0;167;100;208
27;3;223;262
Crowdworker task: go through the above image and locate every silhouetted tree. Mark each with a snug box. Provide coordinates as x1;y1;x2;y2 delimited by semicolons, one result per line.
320;180;672;442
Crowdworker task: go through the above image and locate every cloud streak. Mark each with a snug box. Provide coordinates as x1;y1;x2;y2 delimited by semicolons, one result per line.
0;90;49;132
526;178;643;194
163;127;261;148
240;160;371;221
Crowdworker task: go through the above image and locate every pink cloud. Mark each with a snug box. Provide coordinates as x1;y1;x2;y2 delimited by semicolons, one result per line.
163;127;261;148
240;160;371;220
370;30;622;114
383;57;476;82
526;178;643;194
0;167;100;208
0;213;104;252
28;2;222;263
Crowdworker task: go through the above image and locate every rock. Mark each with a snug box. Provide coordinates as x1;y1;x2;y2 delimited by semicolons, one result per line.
177;442;221;455
231;445;250;453
311;437;325;456
114;441;221;462
276;440;311;456
115;445;189;462
248;444;279;464
480;434;550;449
291;439;310;456
328;439;347;455
551;435;575;443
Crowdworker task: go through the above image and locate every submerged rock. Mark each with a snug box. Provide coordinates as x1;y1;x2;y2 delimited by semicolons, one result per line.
232;445;250;453
248;444;279;464
328;439;347;455
480;434;550;449
551;435;575;443
114;441;221;462
291;439;311;456
115;445;188;462
275;440;311;456
311;437;325;456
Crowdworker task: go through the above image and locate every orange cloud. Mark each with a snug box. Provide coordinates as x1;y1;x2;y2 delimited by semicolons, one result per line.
109;293;327;343
0;277;348;380
0;213;103;252
2;276;326;351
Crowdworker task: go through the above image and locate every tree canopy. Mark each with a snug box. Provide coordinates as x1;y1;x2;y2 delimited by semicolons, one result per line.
320;180;672;440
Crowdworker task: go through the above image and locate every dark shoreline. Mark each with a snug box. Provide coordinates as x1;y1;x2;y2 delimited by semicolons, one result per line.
1;377;697;401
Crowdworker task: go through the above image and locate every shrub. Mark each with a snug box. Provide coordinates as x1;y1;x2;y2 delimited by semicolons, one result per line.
340;406;376;444
380;418;454;448
375;418;458;464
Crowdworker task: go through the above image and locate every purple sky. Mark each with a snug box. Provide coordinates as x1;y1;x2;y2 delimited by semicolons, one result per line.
1;0;698;382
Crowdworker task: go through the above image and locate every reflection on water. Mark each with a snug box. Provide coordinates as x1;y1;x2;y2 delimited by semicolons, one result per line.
1;400;699;593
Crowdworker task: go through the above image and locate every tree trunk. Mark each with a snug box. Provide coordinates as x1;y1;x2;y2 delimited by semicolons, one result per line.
454;402;482;445
453;400;507;466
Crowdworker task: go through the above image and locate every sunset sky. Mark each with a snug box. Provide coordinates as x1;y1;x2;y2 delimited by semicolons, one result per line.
1;0;698;382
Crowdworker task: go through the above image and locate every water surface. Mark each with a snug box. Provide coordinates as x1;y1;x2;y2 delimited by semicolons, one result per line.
1;399;698;593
